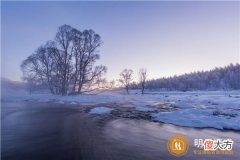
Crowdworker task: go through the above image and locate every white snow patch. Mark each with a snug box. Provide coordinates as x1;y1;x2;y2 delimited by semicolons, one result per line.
89;107;113;114
152;109;240;130
57;101;65;104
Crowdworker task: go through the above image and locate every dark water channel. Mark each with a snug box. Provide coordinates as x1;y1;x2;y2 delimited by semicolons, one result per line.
1;102;240;160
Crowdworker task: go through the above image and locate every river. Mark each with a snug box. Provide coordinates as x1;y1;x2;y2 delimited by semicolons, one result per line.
1;102;240;160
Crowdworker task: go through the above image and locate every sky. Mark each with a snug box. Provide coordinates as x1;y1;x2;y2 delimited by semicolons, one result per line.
1;1;239;81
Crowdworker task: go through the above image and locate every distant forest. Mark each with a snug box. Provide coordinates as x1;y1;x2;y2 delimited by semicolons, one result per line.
144;63;240;91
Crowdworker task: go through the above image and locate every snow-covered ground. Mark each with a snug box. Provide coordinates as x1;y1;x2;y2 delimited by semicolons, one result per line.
1;86;240;130
89;107;113;114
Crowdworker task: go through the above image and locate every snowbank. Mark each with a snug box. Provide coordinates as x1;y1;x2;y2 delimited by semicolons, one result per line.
89;107;113;114
1;87;132;105
152;109;240;130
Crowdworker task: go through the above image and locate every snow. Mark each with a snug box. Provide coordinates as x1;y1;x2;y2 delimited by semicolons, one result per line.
146;90;240;130
152;109;240;130
1;86;240;130
1;87;131;105
169;101;193;109
89;107;113;114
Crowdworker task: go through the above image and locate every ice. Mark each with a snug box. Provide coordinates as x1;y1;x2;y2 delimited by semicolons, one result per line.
89;107;113;114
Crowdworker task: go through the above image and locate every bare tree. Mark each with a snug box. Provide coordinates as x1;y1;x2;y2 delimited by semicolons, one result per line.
55;25;74;95
71;29;106;94
21;41;62;95
139;68;147;94
119;69;133;94
21;24;106;95
109;80;115;89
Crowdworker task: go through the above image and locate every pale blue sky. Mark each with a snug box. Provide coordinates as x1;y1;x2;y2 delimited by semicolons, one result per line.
1;1;239;81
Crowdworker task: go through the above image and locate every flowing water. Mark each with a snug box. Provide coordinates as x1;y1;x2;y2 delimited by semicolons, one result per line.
1;102;240;160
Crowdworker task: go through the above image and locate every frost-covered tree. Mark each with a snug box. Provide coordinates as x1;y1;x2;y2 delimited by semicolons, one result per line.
146;63;240;91
119;69;133;94
138;68;147;94
71;28;106;93
21;25;106;95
